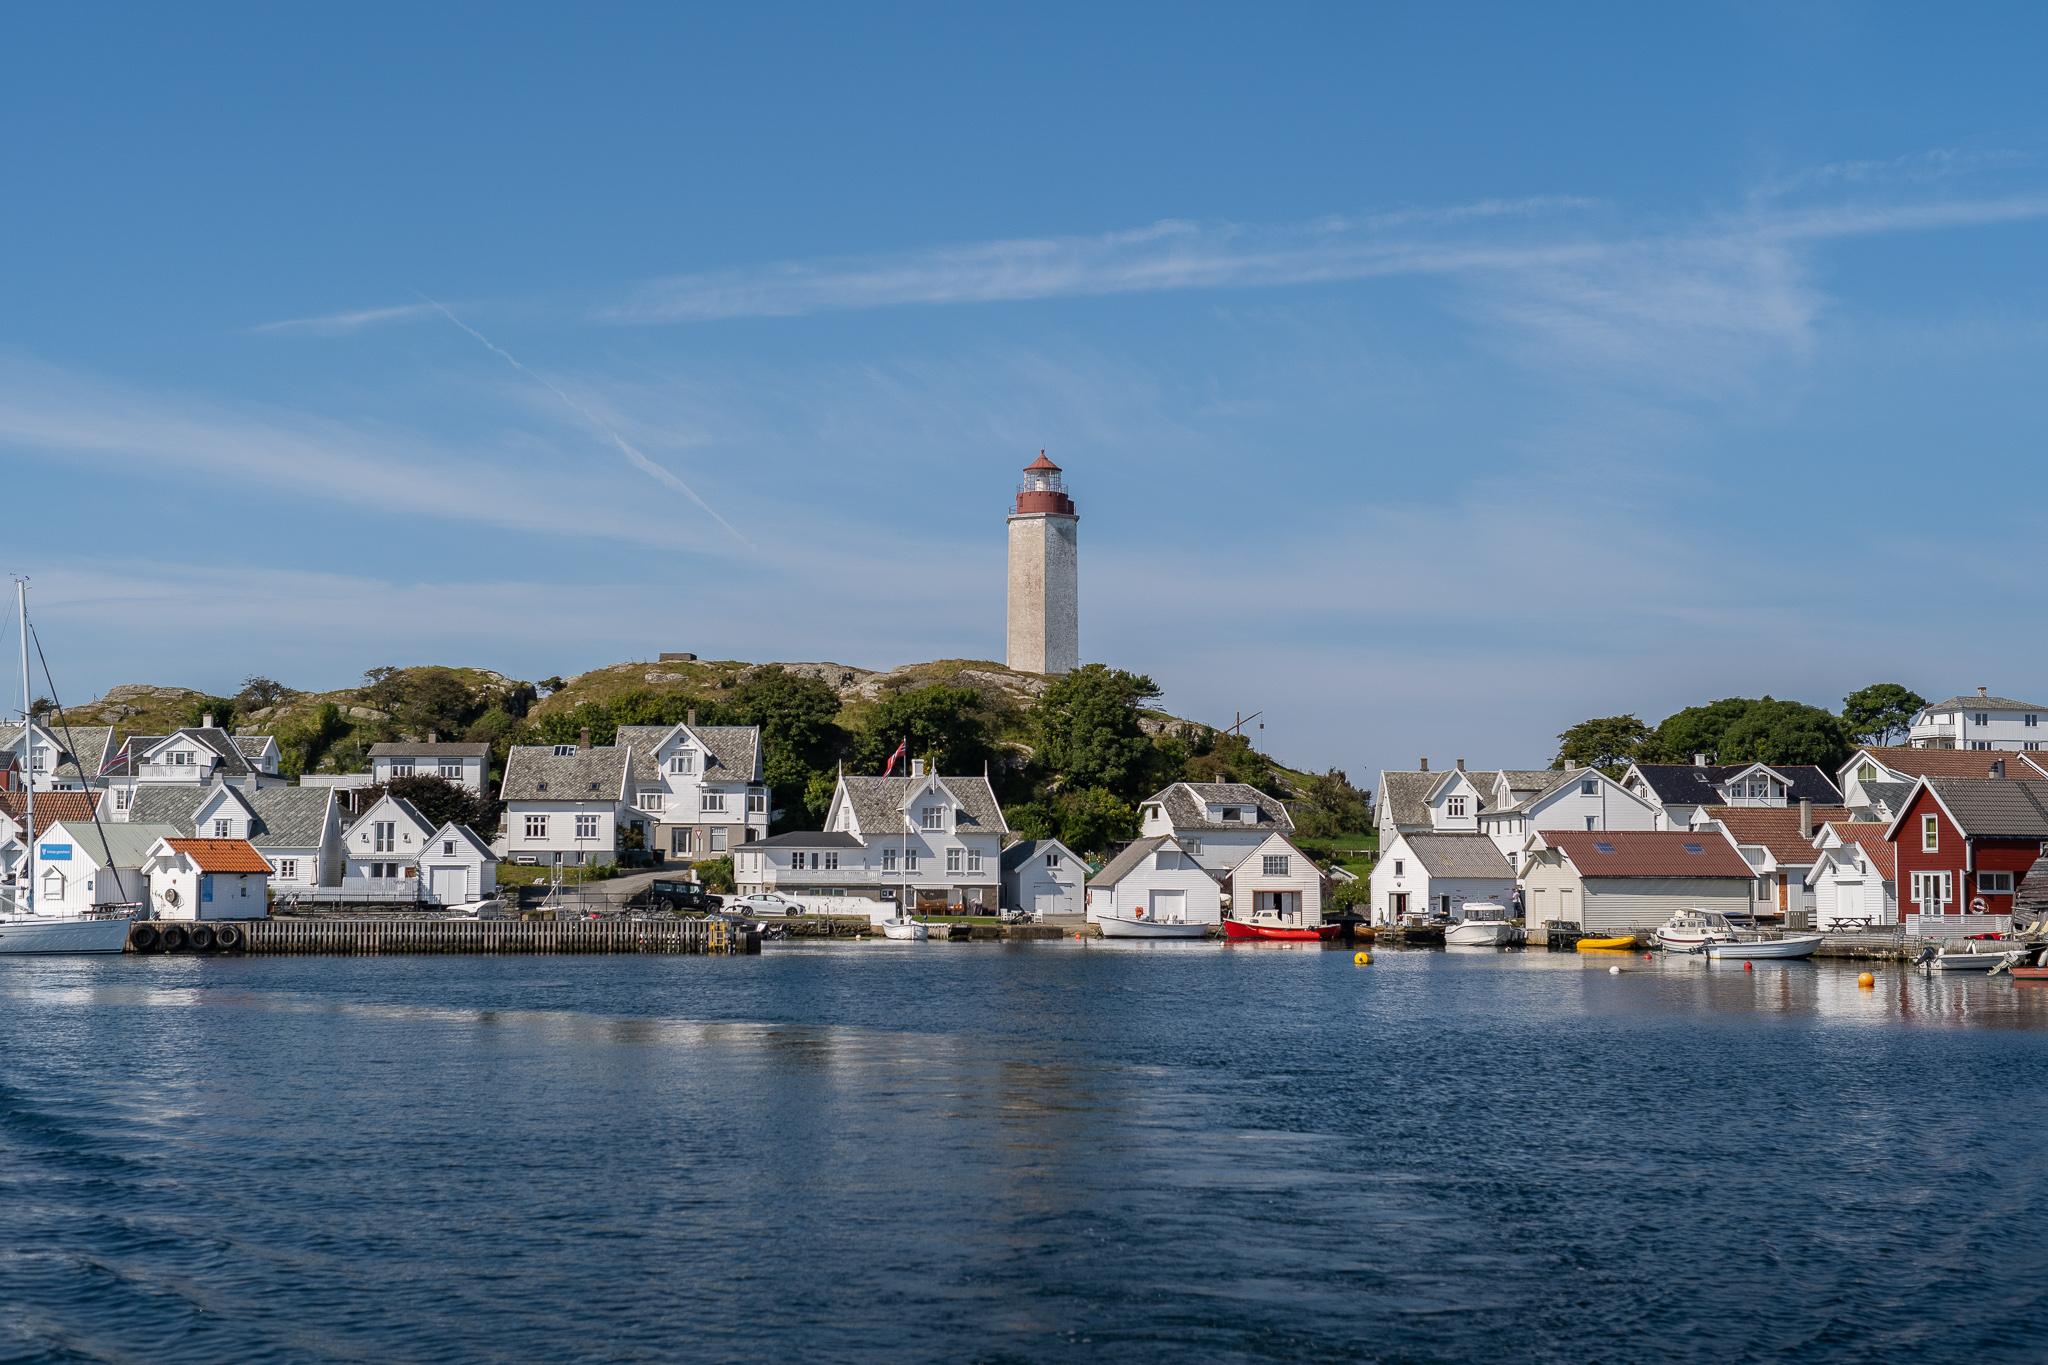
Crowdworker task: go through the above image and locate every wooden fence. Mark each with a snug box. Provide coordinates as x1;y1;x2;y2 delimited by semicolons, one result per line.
242;916;751;955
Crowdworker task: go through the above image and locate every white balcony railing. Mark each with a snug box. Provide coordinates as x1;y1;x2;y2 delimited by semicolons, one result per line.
1904;913;2011;939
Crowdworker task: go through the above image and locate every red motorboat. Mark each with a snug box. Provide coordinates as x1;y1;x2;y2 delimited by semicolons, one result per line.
1221;916;1341;942
2008;965;2048;981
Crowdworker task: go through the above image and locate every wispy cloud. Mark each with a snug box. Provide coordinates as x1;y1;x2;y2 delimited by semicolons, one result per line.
250;302;441;335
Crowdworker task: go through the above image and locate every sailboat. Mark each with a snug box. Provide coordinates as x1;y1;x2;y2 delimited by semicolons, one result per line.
0;578;135;954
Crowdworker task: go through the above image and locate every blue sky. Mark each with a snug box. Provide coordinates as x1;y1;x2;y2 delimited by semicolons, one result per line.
6;3;2048;779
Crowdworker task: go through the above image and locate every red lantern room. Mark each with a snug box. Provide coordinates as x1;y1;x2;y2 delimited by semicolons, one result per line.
1013;451;1076;516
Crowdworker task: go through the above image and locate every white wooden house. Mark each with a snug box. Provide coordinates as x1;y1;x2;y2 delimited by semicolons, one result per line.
616;721;769;863
1085;835;1223;926
417;822;498;905
1518;829;1753;934
1137;781;1293;875
499;744;640;868
1223;832;1324;928
368;740;492;794
102;719;281;814
1475;767;1659;870
23;821;176;916
1621;759;1845;830
140;837;271;920
0;722;116;792
824;763;1007;911
1369;831;1515;925
342;792;439;884
1001;838;1085;917
1805;822;1898;929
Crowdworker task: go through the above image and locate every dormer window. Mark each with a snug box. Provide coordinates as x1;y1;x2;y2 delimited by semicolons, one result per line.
1446;797;1466;818
920;805;946;831
669;752;695;775
1222;807;1244;822
552;745;575;757
1580;779;1597;796
171;751;192;766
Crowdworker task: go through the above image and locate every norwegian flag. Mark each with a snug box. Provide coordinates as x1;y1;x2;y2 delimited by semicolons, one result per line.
883;738;908;778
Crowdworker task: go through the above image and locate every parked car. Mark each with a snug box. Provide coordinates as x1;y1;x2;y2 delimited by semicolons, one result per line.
727;891;803;918
629;879;723;915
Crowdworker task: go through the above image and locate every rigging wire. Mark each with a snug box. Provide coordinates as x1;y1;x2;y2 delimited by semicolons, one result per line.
28;614;137;908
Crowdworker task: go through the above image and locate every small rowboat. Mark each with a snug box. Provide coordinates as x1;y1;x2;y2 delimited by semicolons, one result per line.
1221;917;1342;942
2007;965;2048;981
1576;935;1638;952
1704;933;1822;961
1097;912;1209;940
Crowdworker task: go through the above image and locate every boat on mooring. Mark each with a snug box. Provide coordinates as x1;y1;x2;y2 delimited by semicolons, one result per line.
1445;903;1520;947
1;577;138;956
1704;933;1823;961
1576;934;1639;952
1096;910;1210;940
1221;914;1340;942
1655;908;1751;953
879;917;930;941
1921;941;2029;972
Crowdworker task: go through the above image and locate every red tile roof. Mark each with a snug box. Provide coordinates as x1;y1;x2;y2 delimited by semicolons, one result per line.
0;791;102;840
164;838;272;874
1827;822;1897;880
1853;747;2048;781
1542;829;1753;879
1708;806;1850;864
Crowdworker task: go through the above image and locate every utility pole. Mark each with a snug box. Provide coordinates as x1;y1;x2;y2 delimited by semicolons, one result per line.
1222;710;1265;738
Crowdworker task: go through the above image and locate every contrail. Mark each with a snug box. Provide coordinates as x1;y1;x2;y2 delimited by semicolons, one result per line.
418;294;752;548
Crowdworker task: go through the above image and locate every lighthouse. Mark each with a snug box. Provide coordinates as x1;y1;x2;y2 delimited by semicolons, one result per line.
1006;451;1079;675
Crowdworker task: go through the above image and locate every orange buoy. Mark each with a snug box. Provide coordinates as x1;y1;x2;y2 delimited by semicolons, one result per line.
1858;971;1875;989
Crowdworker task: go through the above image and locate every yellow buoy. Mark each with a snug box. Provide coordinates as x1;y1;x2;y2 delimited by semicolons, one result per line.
1353;950;1372;966
1858;971;1875;989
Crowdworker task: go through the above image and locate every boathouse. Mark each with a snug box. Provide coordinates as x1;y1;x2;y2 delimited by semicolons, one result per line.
1519;829;1752;935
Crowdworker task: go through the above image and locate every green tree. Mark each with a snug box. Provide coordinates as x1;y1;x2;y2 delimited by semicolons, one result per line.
1717;698;1850;769
526;702;620;748
1179;729;1271;790
1292;769;1372;838
1003;800;1056;844
728;667;847;830
1053;787;1139;853
855;685;994;776
1841;683;1927;747
234;675;299;711
802;771;839;825
1032;664;1162;800
694;855;735;894
182;696;237;730
276;701;348;777
1648;698;1761;764
1554;715;1652;776
376;773;502;833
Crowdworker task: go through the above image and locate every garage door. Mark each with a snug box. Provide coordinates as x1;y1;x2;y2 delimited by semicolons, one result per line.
430;867;468;904
1148;889;1186;922
1029;880;1075;917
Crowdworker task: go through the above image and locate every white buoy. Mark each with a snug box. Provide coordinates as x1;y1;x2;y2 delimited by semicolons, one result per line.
1608;965;1621;975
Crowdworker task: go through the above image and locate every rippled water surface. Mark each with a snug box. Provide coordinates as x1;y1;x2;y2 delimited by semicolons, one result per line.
2;942;2044;1363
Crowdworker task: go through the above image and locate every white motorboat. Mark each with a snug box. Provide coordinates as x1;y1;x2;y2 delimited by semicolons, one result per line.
1096;912;1210;940
1656;908;1750;953
1924;943;2029;972
879;917;930;942
1704;933;1824;961
1445;905;1520;947
0;911;134;955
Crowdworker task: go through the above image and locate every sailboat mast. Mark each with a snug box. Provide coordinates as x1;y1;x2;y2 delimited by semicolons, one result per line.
18;577;32;916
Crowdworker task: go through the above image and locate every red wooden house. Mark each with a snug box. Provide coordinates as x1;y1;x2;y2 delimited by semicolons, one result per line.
1884;775;2048;926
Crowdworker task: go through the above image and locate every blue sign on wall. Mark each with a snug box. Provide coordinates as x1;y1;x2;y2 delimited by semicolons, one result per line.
200;874;214;903
38;843;72;862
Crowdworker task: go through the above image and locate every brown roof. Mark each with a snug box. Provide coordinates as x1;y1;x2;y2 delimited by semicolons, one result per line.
1852;747;2048;782
1707;806;1850;864
1827;822;1896;880
0;790;102;841
1542;830;1752;879
164;838;272;873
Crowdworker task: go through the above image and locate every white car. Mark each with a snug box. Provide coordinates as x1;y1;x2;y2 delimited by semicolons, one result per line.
728;892;803;918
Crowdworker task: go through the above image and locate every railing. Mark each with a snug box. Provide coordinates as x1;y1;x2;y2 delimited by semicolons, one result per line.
1904;913;2011;939
242;916;748;955
279;879;422;906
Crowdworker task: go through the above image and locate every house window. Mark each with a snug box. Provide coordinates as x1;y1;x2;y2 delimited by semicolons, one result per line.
213;819;231;838
1857;763;1877;783
669;752;695;775
2028;743;2042;752
710;828;728;853
1392;859;1404;876
273;857;298;880
1972;741;1992;751
114;788;130;812
575;814;599;840
1978;871;2015;895
1262;855;1289;876
2029;715;2040;728
1974;713;1990;726
1580;779;1597;795
1045;852;1061;870
1446;798;1466;817
171;751;191;766
31;749;47;772
442;840;456;857
391;762;415;777
821;849;836;870
748;791;767;814
921;806;945;831
525;814;548;840
439;762;463;780
670;828;690;856
552;745;576;757
1910;871;1952;911
883;848;898;872
642;793;664;812
1922;815;1939;852
946;848;962;874
1223;807;1244;822
374;821;396;854
905;849;919;872
701;793;727;814
967;849;981;874
1183;838;1201;856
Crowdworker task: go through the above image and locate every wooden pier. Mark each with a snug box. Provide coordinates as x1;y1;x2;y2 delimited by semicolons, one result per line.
240;916;756;956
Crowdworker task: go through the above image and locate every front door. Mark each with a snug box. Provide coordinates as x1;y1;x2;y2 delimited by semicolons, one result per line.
1390;892;1409;920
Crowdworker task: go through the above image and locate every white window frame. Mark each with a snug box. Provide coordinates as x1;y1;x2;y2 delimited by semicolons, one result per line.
213;818;232;838
524;814;548;840
1978;870;2015;895
669;752;695;775
701;792;728;814
1580;779;1598;796
710;827;728;853
1262;855;1289;876
575;814;599;841
438;762;463;780
373;821;396;854
273;857;298;881
920;806;946;831
747;791;767;814
820;848;835;870
946;847;962;874
1921;815;1939;852
1911;870;1952;911
967;849;981;874
391;761;415;778
882;848;898;872
642;792;664;812
905;849;920;872
1445;797;1466;818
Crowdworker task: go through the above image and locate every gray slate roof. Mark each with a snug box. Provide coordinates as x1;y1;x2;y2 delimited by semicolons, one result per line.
247;786;334;849
43;821;181;868
1149;782;1292;833
1924;777;2048;838
127;785;211;830
1000;838;1079;873
424;822;495;859
105;728;253;779
1403;833;1515;880
841;774;1008;836
1859;780;1917;817
615;724;762;784
1089;836;1172;888
0;723;117;783
749;830;864;849
367;741;491;759
500;746;632;803
1925;695;2048;712
1628;763;1843;808
1379;771;1437;829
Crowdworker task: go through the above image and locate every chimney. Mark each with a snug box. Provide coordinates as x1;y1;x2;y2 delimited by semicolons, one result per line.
202;712;214;730
911;757;927;778
687;708;697;726
578;726;591;753
1693;753;1708;767
1992;758;2007;779
1564;759;1579;772
427;730;439;744
1978;686;1989;698
1455;758;1466;772
1799;798;1813;835
1419;757;1429;773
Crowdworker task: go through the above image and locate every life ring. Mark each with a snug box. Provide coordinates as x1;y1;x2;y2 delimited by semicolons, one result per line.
1134;906;1146;918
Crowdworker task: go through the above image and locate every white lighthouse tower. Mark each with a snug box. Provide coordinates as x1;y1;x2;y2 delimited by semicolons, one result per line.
1006;451;1079;675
